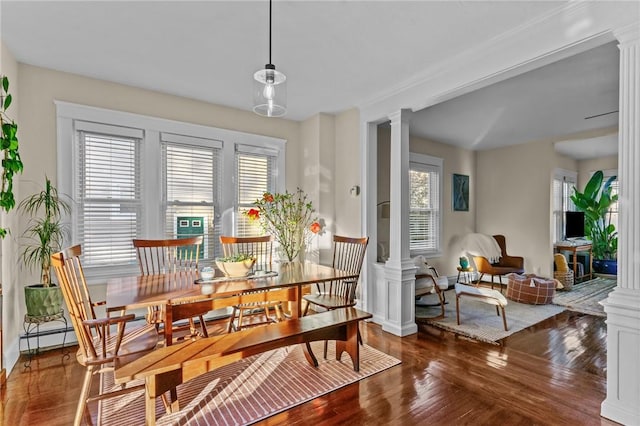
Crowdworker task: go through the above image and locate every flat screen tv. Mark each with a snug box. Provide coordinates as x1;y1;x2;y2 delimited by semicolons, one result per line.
565;211;585;239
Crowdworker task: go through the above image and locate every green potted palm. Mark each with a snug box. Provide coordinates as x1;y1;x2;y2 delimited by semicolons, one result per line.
19;177;71;316
571;170;618;275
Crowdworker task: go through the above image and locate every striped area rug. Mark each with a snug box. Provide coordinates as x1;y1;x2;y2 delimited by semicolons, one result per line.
99;341;400;425
553;277;616;317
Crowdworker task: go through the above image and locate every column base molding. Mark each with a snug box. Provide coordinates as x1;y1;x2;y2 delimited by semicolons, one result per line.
600;288;640;425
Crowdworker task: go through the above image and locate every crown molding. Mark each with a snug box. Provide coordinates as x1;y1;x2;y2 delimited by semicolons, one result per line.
359;1;639;123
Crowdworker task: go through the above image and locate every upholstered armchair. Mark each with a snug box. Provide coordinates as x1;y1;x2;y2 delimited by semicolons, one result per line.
472;234;524;292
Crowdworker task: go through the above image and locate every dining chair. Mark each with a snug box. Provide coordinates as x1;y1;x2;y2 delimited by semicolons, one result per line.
51;245;160;426
220;235;283;331
132;236;209;341
303;235;369;357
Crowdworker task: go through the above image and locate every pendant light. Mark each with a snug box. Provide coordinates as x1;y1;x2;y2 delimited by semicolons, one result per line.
253;0;287;117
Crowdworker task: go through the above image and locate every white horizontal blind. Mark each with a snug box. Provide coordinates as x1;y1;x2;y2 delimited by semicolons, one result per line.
553;177;563;242
553;171;577;242
162;141;220;260
77;131;142;267
409;164;440;253
236;146;277;237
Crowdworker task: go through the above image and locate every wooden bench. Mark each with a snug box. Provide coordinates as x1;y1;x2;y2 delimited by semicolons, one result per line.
114;307;372;425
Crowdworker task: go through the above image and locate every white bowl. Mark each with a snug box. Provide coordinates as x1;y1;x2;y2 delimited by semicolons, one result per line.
215;258;256;277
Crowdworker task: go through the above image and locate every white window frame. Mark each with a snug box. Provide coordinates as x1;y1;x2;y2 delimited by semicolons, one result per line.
409;153;443;257
553;168;577;242
56;101;285;283
602;168;618;237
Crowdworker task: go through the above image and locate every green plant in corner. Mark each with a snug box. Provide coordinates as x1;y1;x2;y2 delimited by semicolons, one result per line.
571;170;618;260
19;177;71;287
0;75;24;238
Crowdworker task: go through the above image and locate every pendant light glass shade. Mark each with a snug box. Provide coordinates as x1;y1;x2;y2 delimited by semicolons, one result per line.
253;64;287;117
253;0;286;117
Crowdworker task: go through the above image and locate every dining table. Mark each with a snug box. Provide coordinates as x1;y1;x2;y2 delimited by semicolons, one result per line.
105;261;360;329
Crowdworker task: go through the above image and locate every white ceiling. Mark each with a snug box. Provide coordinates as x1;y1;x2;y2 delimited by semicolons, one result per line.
411;41;620;153
0;1;622;158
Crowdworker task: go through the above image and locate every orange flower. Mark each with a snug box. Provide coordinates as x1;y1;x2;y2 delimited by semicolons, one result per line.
310;221;321;234
247;208;260;220
263;193;274;203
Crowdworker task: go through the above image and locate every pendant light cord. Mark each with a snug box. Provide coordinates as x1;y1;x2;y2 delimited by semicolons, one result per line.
268;0;272;64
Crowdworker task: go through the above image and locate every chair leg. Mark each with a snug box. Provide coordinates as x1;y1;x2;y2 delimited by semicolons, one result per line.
303;300;311;316
198;315;208;337
75;367;94;426
456;295;461;325
500;306;508;331
323;340;329;359
227;307;238;333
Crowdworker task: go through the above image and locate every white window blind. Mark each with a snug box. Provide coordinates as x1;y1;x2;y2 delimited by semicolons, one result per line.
76;130;142;267
162;139;220;260
409;159;441;254
553;170;577;242
235;145;277;237
58;102;286;280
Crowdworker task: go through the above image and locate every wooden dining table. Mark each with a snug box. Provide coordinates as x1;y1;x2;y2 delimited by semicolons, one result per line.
106;261;359;325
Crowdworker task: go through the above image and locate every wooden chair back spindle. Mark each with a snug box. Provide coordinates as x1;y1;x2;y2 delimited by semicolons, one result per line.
133;236;203;275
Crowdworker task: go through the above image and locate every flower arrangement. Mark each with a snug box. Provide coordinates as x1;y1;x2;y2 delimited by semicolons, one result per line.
246;188;321;262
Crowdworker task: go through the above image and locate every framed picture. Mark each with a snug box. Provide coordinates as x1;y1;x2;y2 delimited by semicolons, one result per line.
452;174;469;211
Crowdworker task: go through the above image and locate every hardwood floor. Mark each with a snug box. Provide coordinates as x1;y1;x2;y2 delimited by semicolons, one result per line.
1;311;615;425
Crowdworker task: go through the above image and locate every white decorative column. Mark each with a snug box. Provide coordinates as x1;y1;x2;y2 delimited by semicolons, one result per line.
601;23;640;425
382;109;417;336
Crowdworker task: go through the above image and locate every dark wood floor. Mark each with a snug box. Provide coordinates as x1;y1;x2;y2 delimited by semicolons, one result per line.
2;310;615;425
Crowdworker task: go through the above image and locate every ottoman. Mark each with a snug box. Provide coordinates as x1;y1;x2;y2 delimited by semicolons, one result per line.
506;273;556;305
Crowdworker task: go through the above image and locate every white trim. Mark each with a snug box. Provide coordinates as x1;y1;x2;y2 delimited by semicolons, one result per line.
55;101;286;283
408;152;443;258
554;168;577;181
55;101;286;148
160;132;223;149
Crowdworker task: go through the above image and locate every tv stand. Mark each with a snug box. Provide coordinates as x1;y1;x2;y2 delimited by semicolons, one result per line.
554;242;593;282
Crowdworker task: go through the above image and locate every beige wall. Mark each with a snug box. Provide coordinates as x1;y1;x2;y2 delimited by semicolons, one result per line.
300;113;337;264
377;127;476;276
7;63;365;373
1;41;22;369
334;108;362;238
476;139;587;277
577;155;618;190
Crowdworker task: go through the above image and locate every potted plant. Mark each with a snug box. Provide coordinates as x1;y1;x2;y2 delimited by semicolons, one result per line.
19;177;71;316
571;170;618;275
0;75;24;238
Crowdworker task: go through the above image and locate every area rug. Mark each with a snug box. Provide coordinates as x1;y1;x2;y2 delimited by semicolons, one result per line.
99;341;400;425
416;290;565;344
553;277;616;317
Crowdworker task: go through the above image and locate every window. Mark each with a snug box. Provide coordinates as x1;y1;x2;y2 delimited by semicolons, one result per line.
162;133;222;259
75;122;143;268
553;169;577;242
57;101;285;281
409;153;443;256
235;145;278;237
602;169;618;235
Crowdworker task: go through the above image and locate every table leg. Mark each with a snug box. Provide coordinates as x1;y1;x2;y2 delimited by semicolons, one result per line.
292;285;302;319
